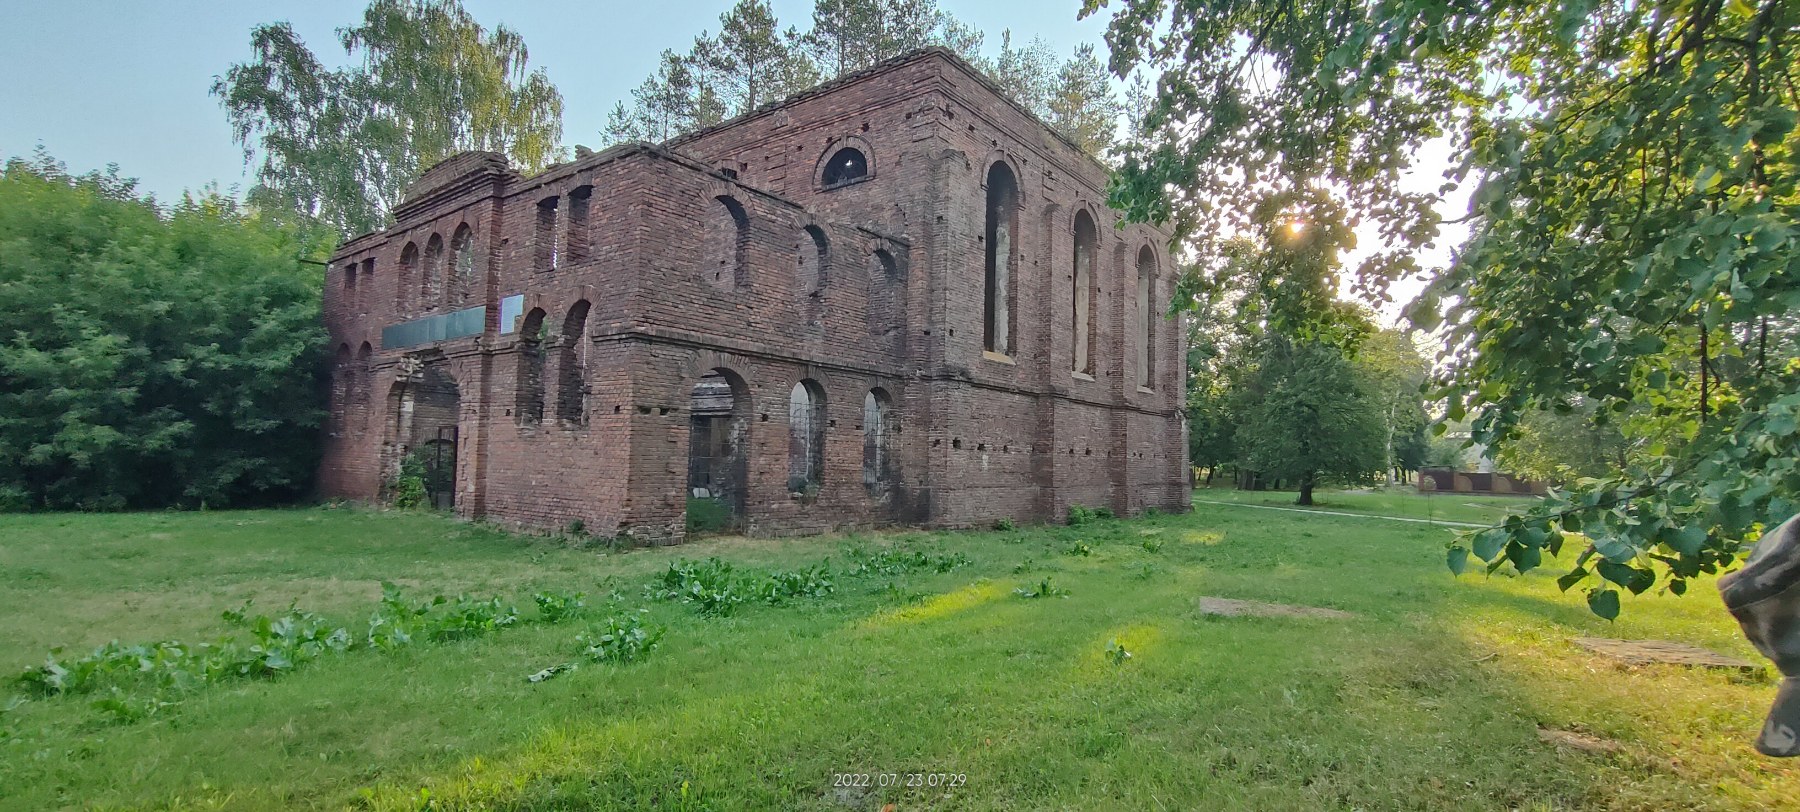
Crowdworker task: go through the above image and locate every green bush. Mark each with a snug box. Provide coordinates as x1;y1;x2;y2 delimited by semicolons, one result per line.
389;454;428;510
685;496;733;534
576;613;665;664
648;558;748;616
0;151;333;510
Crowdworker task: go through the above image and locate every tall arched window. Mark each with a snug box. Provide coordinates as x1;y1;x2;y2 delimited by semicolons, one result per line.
342;262;358;295
1072;211;1098;375
787;379;826;494
361;258;375;308
705;195;750;291
397;242;418;312
1136;246;1157;389
423;233;445;309
821;147;868;187
450;224;474;305
797;225;828;294
556;300;591;424
983;162;1018;355
566;186;592;263
862;388;895;497
331;344;352;429
536;196;559;272
516;308;547;424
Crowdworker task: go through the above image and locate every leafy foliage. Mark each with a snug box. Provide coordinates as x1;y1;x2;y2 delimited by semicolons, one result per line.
1091;0;1800;612
648;558;750;617
1234;336;1388;506
0;151;331;511
214;0;564;236
604;1;1125;156
532;590;587;624
576;613;666;665
841;545;970;577
756;565;836;604
1104;639;1133;666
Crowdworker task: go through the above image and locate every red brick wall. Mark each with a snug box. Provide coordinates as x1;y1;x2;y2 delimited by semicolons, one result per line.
318;49;1189;541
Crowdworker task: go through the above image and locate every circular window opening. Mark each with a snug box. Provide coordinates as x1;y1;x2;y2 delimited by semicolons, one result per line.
821;148;868;187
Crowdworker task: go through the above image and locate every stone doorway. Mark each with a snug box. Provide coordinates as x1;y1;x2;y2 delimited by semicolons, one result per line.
687;368;748;532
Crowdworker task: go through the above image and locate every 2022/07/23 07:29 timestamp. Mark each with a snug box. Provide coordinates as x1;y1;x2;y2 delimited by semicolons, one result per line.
831;772;967;789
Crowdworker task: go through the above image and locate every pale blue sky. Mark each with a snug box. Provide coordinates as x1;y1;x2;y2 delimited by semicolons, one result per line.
0;0;1110;203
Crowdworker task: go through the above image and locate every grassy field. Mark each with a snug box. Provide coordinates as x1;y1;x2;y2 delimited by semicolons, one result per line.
1192;483;1535;525
1;494;1795;810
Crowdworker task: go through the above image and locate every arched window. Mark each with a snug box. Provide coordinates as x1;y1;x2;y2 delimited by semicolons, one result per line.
1136;246;1157;389
331;344;352;429
450;224;474;305
862;388;895;497
705;195;750;290
1072;211;1098;375
787;379;826;494
566;186;592;263
516;308;547;424
797;225;828;294
536;196;559;272
821;147;868;187
397;242;418;311
983;162;1018;355
423;233;445;309
556;300;591;424
355;343;373;408
342;262;358;294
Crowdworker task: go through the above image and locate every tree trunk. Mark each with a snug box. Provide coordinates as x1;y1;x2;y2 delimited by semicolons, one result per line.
1297;476;1315;506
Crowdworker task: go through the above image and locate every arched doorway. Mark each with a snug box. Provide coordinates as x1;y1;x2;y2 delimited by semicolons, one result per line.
686;368;748;532
385;361;462;509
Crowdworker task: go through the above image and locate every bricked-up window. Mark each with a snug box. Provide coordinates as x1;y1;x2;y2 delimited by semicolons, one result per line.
566;186;592;263
556;300;591;424
821;147;868;187
983;162;1018;355
787;379;826;494
450;224;475;305
361;259;375;307
862;388;895;497
342;262;358;294
397;242;419;312
355;342;373;409
535;196;559;272
331;344;351;430
423;233;445;310
1136;246;1157;389
1072;211;1098;375
705;195;751;290
516;308;547;424
797;225;828;294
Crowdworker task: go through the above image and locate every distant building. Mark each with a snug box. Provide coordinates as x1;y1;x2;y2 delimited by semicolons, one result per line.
317;49;1190;541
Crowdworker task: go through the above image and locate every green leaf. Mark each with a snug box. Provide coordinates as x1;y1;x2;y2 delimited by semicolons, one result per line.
1556;566;1588;592
1473;529;1506;562
1447;546;1470;576
1506;540;1542;573
1588;588;1620;620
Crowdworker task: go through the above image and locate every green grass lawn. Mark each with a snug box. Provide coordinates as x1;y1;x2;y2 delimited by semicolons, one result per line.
1193;483;1535;525
2;494;1796;810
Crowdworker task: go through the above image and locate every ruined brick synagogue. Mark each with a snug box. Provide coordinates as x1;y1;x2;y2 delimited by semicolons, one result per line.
318;49;1190;542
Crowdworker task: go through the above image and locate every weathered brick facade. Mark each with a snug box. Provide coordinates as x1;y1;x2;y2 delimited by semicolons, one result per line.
318;49;1190;542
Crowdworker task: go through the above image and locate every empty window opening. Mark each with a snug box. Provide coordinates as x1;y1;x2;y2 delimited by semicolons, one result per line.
787;379;826;495
385;364;461;509
705;195;750;290
862;389;895;498
422;233;445;309
688;368;749;530
450;224;474;305
1136;246;1157;388
822;147;868;187
797;225;828;295
1072;210;1098;375
361;259;375;306
556;300;591;424
516;308;547;424
983;162;1018;354
566;186;592;263
397;242;419;312
342;262;357;294
536;196;559;272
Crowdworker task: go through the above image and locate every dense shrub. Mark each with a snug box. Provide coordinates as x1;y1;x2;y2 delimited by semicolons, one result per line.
0;151;333;510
